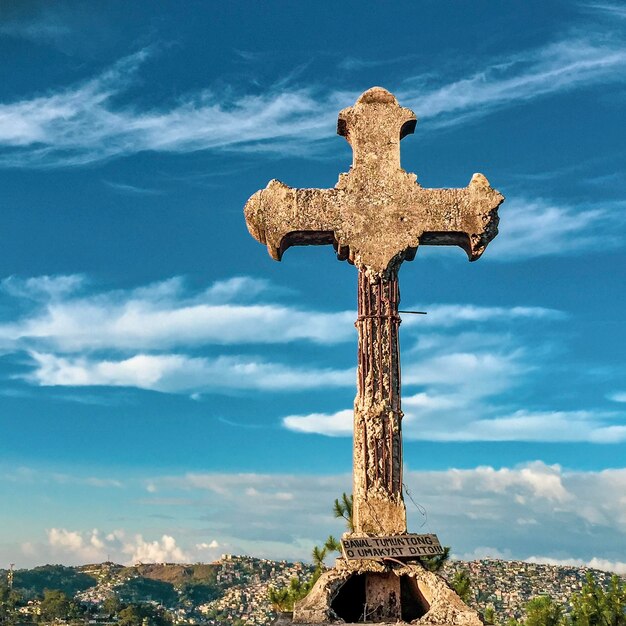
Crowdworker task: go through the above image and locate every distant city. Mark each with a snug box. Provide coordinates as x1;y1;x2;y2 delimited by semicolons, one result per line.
1;556;623;626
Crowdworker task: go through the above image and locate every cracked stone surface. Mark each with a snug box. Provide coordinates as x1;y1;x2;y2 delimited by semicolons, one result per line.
244;87;503;279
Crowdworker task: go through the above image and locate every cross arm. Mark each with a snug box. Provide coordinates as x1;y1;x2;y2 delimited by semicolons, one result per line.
244;179;340;261
413;173;504;261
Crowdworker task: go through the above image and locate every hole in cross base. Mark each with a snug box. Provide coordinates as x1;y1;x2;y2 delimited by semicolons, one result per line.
329;573;430;623
400;575;430;622
330;574;366;623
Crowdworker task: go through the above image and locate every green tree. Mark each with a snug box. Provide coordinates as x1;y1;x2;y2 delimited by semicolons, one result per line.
38;589;84;621
451;568;472;603
268;573;320;613
267;585;291;613
39;589;71;621
524;596;564;626
419;545;450;572
333;493;354;532
118;603;172;626
117;578;177;607
178;580;220;605
312;546;327;570
14;566;96;601
324;535;341;553
570;573;626;626
1;580;23;625
483;604;496;625
101;594;121;617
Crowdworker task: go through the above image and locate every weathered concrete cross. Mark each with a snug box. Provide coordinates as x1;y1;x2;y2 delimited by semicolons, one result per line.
244;87;503;538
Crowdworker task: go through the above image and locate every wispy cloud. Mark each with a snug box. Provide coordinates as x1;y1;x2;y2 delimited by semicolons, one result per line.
415;409;626;443
26;351;352;392
402;37;626;127
401;303;563;327
579;2;626;19
284;403;626;443
0;272;591;408
283;408;353;437
104;180;163;195
488;198;626;260
2;466;123;488
0;275;354;352
0;273;557;353
0;50;339;167
0;11;71;45
283;328;626;444
338;54;421;72
1;32;624;167
1;274;86;301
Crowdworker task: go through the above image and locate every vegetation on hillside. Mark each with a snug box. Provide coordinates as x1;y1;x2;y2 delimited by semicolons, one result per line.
488;573;626;626
115;577;178;607
11;565;96;601
119;563;218;587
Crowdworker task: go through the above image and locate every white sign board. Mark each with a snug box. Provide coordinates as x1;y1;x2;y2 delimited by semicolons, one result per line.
341;534;443;560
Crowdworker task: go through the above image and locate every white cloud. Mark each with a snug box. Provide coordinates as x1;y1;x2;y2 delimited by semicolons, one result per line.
281;339;626;443
0;274;573;403
445;462;571;503
1;34;625;167
1;274;85;301
47;528;108;563
0;276;354;352
26;351;352;392
527;555;626;575
282;403;626;444
403;351;526;394
404;38;626;128
0;50;338;167
44;528;192;565
0;11;71;45
580;3;626;19
2;466;123;488
283;409;353;437
609;392;626;403
123;534;190;564
402;304;563;328
488;198;625;260
281;311;626;443
0;275;562;353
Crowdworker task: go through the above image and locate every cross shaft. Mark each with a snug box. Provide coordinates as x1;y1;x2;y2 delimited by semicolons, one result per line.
354;269;405;534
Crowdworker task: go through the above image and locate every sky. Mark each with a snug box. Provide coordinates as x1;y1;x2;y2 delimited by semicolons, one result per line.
0;0;625;572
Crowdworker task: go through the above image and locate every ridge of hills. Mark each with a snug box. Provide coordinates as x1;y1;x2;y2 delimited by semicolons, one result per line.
2;556;623;625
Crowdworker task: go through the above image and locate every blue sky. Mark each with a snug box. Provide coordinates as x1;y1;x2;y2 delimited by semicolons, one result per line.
1;0;626;570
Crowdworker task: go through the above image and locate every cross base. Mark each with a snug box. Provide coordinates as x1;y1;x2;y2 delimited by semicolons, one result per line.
290;559;482;625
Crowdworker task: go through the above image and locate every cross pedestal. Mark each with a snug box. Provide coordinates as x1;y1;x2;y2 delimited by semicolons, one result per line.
244;87;504;624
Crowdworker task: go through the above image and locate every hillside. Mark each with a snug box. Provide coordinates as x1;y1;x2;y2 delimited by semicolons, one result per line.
1;556;623;625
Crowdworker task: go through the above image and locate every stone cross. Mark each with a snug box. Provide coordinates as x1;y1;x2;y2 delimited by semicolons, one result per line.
244;87;503;538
